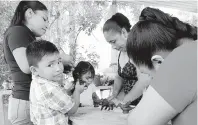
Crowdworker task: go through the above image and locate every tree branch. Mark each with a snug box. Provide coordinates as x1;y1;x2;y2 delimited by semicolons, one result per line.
49;11;60;28
74;27;83;44
91;32;100;42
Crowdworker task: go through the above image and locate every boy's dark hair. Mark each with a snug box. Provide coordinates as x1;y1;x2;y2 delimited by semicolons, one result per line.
103;13;131;33
127;7;197;69
72;61;95;83
10;0;47;27
26;40;59;67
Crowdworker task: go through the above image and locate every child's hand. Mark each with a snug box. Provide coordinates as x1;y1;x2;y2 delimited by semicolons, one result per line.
75;80;85;94
66;82;75;91
67;84;75;96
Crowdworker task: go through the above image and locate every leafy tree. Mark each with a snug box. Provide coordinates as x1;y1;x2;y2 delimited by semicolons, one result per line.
0;1;18;42
43;1;109;65
0;1;17;88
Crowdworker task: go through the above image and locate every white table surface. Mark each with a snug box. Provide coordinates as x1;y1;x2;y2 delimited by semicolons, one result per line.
70;106;128;125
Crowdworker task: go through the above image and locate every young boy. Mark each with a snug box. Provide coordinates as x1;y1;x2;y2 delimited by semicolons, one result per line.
26;40;84;125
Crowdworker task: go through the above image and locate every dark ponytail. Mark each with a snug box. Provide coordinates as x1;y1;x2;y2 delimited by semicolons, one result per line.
10;0;47;27
140;7;197;40
103;13;131;33
171;17;197;40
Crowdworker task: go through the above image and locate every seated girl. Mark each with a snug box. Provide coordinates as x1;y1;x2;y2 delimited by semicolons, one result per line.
72;61;101;107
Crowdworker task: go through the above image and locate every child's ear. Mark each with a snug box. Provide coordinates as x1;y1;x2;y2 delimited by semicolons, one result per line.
30;66;38;76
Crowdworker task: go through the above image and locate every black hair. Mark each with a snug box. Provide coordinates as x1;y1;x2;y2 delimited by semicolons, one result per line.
72;61;95;83
139;7;197;40
10;0;47;27
26;40;59;67
127;21;177;69
127;7;197;69
103;13;131;33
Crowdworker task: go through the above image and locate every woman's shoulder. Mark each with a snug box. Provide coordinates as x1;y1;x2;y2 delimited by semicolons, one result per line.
5;25;30;36
8;25;29;33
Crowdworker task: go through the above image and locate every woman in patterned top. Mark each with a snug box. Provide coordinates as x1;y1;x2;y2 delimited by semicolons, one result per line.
102;13;151;106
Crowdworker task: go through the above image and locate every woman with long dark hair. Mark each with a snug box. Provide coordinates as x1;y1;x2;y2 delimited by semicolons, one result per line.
3;1;48;124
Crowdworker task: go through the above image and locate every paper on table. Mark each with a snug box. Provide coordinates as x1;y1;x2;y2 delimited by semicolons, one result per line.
70;106;128;125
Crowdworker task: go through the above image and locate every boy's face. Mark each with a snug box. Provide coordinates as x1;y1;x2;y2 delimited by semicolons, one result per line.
81;71;94;87
32;53;64;82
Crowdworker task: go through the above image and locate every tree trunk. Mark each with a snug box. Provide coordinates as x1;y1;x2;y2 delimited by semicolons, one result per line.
55;1;61;49
68;11;76;63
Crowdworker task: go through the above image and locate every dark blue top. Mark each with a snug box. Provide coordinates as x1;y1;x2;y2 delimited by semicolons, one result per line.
3;25;36;100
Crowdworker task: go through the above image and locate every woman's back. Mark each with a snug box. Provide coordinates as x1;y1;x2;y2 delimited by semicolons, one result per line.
3;25;36;100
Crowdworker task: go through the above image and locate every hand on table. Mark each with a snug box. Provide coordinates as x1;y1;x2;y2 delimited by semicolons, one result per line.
117;101;134;114
119;101;132;108
101;99;116;111
107;96;124;107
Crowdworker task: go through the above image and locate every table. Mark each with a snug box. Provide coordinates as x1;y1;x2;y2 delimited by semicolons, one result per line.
70;106;128;125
